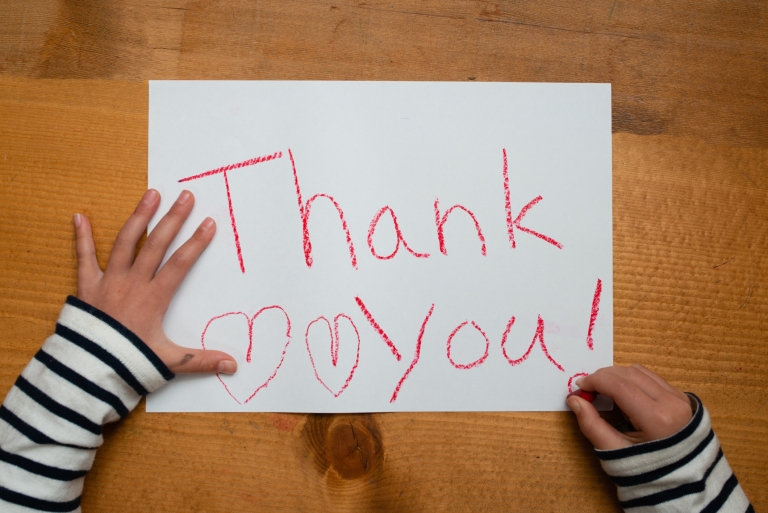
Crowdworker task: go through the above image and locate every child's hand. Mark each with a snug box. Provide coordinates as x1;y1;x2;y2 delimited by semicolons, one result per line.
73;189;237;375
567;364;693;450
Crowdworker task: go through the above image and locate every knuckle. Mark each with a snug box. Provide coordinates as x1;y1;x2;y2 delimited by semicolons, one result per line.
75;243;93;256
164;207;184;222
654;411;675;430
593;367;610;378
579;415;598;437
194;354;215;373
134;203;152;216
168;251;190;270
112;235;132;249
76;249;94;261
143;234;165;251
191;226;209;243
134;197;157;216
612;379;630;395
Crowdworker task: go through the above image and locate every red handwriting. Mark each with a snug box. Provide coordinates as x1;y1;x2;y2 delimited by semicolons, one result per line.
305;313;361;397
222;170;245;273
354;296;402;361
446;321;490;369
391;304;435;403
502;148;513;246
367;206;430;260
289;149;358;270
501;315;565;372
567;372;589;394
201;306;291;404
501;148;562;250
179;151;283;182
586;278;602;350
178;151;283;273
198;295;607;402
177;148;566;272
434;199;487;256
512;197;563;249
183;147;605;404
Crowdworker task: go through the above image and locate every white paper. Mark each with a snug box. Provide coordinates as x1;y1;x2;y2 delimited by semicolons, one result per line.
146;81;612;413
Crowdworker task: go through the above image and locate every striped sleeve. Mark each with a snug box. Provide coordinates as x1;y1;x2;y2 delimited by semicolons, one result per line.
0;296;174;513
595;394;753;513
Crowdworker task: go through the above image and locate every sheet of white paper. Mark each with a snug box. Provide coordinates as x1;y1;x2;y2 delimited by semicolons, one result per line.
146;81;612;413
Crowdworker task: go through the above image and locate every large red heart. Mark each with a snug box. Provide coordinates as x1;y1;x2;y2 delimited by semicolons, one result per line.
305;313;360;397
201;306;291;404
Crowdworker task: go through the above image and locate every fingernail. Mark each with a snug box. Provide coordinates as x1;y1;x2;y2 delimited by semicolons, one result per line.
218;360;237;374
143;189;159;204
575;377;585;388
567;396;581;414
178;190;192;205
73;213;82;227
201;217;215;231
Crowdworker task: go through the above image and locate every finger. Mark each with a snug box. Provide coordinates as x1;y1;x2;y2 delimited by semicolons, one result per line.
107;190;161;273
567;395;631;450
157;344;237;375
153;218;216;301
73;214;103;291
133;190;195;279
576;369;657;420
600;365;669;401
631;363;690;403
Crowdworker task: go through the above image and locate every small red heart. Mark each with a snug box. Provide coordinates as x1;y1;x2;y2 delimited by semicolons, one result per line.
201;306;291;404
305;313;361;397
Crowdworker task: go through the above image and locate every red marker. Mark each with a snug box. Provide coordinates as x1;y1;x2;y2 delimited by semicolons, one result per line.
568;389;598;403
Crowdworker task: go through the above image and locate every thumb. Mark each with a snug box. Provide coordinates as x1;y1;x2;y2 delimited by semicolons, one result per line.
163;345;238;375
73;214;103;289
567;395;630;450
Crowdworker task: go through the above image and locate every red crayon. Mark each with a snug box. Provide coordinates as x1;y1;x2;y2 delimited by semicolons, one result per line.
568;389;598;403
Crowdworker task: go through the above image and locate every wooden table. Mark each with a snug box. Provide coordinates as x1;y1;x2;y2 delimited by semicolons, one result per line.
1;1;766;511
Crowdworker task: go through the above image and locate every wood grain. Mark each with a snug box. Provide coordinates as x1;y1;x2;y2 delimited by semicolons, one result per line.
1;0;767;510
2;0;767;147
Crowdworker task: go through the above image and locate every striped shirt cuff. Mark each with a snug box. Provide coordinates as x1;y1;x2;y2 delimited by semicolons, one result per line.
0;296;174;512
595;394;753;512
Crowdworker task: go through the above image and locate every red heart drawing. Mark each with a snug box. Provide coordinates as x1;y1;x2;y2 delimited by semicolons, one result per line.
201;306;291;404
305;313;360;397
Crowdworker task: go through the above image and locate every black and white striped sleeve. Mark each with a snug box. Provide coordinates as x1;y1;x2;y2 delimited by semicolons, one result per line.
0;296;174;513
596;394;753;513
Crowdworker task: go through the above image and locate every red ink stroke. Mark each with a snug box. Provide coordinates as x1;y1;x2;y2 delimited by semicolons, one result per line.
354;296;402;361
501;148;562;250
586;278;602;350
446;320;490;370
502;148;514;247
501;315;565;372
391;304;435;403
305;313;361;397
289;149;358;270
223;170;245;273
177;150;283;274
201;306;292;404
367;206;430;260
513;196;563;249
567;372;590;394
433;199;487;256
178;151;283;182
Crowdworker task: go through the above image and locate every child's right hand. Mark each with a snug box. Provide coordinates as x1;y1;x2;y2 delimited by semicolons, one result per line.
567;364;694;450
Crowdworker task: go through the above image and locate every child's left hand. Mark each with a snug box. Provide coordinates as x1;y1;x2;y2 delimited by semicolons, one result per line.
73;189;237;375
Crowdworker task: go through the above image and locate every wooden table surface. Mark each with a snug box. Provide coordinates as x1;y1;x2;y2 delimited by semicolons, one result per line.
1;1;766;511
